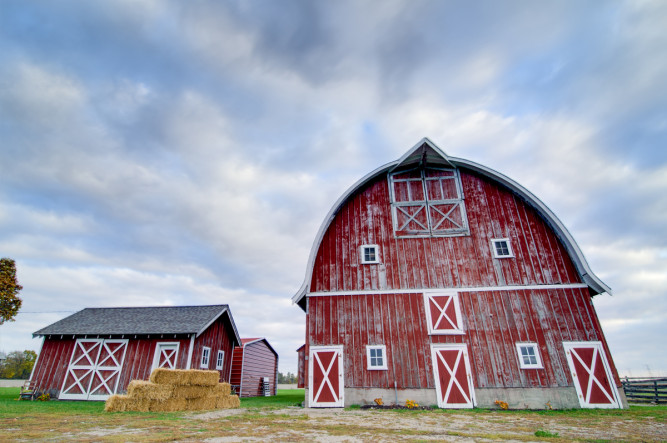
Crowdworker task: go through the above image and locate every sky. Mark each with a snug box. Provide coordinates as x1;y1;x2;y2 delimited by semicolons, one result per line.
0;0;665;377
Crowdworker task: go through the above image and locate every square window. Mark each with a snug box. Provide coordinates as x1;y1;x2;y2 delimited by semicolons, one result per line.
360;245;380;264
516;343;543;369
366;345;388;370
216;350;224;370
200;346;211;368
492;238;514;258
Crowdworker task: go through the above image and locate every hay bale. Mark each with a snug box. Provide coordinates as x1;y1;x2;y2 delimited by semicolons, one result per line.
105;394;129;412
186;369;220;386
214;382;231;396
171;385;212;400
149;368;219;386
123;397;152;412
186;396;217;411
148;398;187;412
127;380;173;400
215;394;240;409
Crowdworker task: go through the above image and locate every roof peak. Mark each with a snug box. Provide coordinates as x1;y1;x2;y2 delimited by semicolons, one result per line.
391;137;455;171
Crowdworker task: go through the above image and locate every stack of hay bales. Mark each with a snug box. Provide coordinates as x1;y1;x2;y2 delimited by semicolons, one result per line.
105;368;240;412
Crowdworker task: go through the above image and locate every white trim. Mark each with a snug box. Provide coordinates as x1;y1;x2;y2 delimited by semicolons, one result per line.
200;346;211;368
306;283;589;297
424;293;464;335
491;238;514;259
515;342;543;369
430;343;476;408
186;334;195;370
216;350;225;370
563;341;622;409
360;244;380;264
365;345;388;370
152;342;180;371
309;345;344;408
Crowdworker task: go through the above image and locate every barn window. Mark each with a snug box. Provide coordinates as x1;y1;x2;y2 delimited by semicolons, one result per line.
366;345;387;370
360;245;380;264
389;167;469;237
201;347;211;368
516;343;543;369
492;238;514;258
216;350;224;370
423;293;464;335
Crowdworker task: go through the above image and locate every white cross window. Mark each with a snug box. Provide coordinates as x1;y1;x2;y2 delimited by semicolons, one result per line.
366;345;387;370
516;343;543;369
492;238;514;258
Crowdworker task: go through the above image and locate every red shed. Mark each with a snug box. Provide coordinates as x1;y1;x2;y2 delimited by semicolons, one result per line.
296;344;306;388
30;304;240;400
229;338;278;397
293;138;626;409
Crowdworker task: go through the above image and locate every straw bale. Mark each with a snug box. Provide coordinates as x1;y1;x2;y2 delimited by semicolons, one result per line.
104;394;129;412
215;394;240;409
123;397;152;412
186;369;220;386
214;382;231;396
149;368;189;385
172;385;212;399
127;380;173;400
186;396;217;411
148;398;187;412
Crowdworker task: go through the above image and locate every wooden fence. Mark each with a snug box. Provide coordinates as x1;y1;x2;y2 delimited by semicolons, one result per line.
621;377;667;404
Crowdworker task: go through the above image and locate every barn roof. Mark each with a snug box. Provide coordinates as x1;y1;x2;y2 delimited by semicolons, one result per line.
292;138;611;310
33;304;241;345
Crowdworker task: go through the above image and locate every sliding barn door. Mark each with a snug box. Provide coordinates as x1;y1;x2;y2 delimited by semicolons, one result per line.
431;344;476;408
563;341;621;408
309;346;344;407
60;339;128;400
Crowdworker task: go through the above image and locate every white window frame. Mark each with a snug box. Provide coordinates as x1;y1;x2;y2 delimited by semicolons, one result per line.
366;345;388;370
200;346;211;368
360;244;380;264
491;238;514;258
216;350;224;370
423;292;465;335
152;342;180;371
516;343;543;369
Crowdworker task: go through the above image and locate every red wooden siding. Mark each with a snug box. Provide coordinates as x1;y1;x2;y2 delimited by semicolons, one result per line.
310;170;582;293
297;345;306;388
192;314;236;382
306;287;619;390
230;340;278;397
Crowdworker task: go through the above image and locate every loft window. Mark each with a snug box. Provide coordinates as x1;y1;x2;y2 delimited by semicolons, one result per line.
516;343;543;369
389;167;469;237
216;350;224;370
366;345;387;370
201;346;211;368
360;245;380;264
492;238;514;258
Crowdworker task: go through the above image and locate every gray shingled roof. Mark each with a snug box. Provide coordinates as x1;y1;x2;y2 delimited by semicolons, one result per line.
33;305;239;343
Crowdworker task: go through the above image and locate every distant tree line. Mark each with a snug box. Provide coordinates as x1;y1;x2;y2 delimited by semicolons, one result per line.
0;350;37;379
277;371;297;384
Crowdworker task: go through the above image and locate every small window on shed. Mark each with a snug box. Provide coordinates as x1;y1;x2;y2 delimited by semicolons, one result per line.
491;238;514;258
360;245;380;264
201;347;211;368
216;350;224;370
366;345;387;370
516;343;543;369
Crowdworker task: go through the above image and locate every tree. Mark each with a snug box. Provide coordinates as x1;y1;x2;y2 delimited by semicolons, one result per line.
0;350;37;379
0;258;23;325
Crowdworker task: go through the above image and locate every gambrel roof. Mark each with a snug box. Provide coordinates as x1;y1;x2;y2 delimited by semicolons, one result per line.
292;138;610;309
33;304;241;345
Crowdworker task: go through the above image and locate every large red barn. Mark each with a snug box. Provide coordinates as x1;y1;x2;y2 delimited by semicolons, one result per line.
293;139;625;409
30;304;240;400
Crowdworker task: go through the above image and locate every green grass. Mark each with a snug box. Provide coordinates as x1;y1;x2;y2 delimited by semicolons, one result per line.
239;389;304;409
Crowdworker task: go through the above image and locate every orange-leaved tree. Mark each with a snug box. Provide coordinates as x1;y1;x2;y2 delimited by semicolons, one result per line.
0;258;23;325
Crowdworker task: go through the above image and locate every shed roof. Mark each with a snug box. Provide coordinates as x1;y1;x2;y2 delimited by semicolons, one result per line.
33;304;241;345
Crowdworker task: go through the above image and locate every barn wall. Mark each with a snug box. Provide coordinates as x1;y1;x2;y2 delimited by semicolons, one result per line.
192;313;236;382
306;287;615;391
30;338;76;396
232;341;278;397
297;345;306;388
310;170;582;294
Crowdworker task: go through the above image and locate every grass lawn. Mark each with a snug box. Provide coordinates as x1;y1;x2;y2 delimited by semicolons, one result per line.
1;387;666;441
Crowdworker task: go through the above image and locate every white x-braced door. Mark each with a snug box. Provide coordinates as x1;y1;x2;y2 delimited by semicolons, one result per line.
60;339;128;400
431;343;476;408
563;341;621;408
309;346;344;407
152;342;179;371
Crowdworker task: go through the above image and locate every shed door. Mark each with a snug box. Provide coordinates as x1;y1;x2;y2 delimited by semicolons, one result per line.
60;339;128;400
152;342;179;371
431;344;475;408
309;346;344;407
563;341;621;408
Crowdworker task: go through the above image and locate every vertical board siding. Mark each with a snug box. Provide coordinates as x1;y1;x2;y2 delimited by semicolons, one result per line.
310;171;582;294
307;288;610;390
194;315;236;382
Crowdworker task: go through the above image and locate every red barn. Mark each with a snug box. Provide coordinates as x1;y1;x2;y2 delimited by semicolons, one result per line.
30;304;240;400
293;139;625;409
229;338;278;397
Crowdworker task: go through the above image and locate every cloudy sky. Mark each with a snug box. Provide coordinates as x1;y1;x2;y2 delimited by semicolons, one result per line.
1;0;665;376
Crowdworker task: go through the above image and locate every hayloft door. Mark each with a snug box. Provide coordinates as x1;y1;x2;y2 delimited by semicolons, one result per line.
152;342;179;371
60;339;128;400
431;344;476;408
563;341;621;408
309;346;344;407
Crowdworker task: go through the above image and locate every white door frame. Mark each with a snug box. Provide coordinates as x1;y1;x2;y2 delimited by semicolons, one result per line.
309;345;344;408
563;341;622;408
152;342;180;371
431;343;476;408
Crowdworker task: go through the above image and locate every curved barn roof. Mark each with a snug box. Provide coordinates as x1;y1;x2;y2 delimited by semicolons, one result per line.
293;138;610;309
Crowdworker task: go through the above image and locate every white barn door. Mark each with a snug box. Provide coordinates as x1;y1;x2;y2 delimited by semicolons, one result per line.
563;341;621;408
152;342;179;371
309;346;344;407
431;344;476;408
60;339;128;400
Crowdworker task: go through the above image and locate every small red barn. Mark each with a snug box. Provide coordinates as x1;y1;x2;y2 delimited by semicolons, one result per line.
230;338;278;397
293;138;626;409
30;304;240;400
